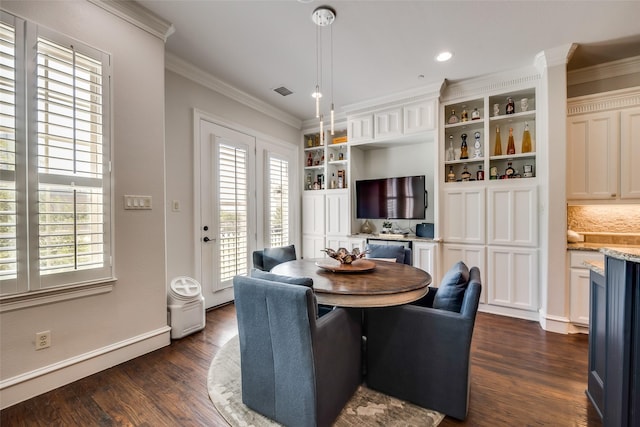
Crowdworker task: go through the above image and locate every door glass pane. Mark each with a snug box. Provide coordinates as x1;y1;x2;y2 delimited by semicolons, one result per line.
268;155;289;247
218;143;247;282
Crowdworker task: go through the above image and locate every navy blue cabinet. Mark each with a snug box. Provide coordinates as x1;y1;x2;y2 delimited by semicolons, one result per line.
588;255;640;426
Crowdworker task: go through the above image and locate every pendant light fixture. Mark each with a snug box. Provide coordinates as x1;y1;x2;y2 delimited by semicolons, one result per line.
311;6;336;135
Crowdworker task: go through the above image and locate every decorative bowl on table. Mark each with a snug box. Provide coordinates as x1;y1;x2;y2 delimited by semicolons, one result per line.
317;247;375;273
321;247;367;265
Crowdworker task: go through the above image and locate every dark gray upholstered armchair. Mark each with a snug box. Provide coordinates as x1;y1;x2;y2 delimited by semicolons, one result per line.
365;262;482;420
233;273;362;427
365;243;412;265
252;244;296;271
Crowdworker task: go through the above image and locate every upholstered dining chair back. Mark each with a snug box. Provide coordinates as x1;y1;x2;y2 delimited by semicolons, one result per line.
233;275;362;427
365;263;482;420
252;244;296;271
365;243;412;265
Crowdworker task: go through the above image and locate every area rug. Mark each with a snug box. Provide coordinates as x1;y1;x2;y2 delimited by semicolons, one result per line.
207;336;444;427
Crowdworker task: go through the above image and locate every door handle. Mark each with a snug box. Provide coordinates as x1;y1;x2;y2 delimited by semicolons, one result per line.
203;236;215;242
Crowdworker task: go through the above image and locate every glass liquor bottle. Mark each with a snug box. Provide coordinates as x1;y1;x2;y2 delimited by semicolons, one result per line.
471;107;480;120
306;152;313;167
459;133;469;159
494;126;502;156
476;165;484;181
446;136;455;161
521;122;532;153
448;109;459;124
447;166;456;182
506;127;516;155
461;165;471;181
506;97;515;115
461;106;468;122
505;162;515;178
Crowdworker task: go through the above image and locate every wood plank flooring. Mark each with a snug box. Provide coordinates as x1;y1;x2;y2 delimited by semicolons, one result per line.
1;305;602;426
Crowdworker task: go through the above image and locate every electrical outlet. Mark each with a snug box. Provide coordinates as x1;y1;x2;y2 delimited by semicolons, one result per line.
35;330;51;350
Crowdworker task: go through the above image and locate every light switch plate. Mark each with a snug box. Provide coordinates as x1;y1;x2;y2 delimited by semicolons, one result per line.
124;195;152;210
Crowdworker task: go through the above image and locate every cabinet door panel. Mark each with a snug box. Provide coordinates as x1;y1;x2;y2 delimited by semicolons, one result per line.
570;268;590;325
413;243;438;283
488;185;537;247
326;237;349;251
488;247;538;311
567;112;619;199
302;193;325;235
325;193;349;236
620;107;640;199
347;114;374;144
302;235;325;259
374;108;403;139
443;187;485;244
404;100;436;134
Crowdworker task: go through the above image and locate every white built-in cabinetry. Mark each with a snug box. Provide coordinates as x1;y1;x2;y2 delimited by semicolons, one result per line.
441;84;540;319
301;192;326;259
567;88;640;201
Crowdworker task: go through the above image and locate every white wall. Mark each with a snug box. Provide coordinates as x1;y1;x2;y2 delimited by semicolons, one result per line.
1;0;169;408
353;142;436;232
164;69;301;286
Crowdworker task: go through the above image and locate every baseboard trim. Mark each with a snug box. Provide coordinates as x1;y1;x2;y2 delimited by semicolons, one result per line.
478;304;540;322
538;310;571;334
0;326;171;409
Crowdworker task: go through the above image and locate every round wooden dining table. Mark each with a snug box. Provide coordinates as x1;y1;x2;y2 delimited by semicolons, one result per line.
271;258;432;308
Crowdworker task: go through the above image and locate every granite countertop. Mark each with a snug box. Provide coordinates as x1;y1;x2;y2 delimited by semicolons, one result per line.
583;260;605;276
568;242;640;252
600;247;640;263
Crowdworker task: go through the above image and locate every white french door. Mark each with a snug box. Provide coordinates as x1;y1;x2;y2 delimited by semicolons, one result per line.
198;119;256;308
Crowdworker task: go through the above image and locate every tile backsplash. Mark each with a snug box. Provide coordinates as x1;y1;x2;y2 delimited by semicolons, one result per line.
568;205;640;245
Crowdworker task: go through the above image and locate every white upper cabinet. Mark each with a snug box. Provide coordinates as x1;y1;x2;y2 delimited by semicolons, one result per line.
567;111;619;200
488;184;538;247
374;107;403;139
404;99;436;134
347;113;374;144
567;88;640;201
620;107;640;199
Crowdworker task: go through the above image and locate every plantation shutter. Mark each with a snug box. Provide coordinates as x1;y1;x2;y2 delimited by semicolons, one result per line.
0;12;112;297
0;18;20;294
218;143;248;282
268;155;289;247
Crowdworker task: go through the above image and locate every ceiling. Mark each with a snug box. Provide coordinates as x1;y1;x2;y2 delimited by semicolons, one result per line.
137;0;640;124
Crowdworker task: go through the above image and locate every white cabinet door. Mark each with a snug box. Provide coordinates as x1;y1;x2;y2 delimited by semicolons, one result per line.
443;187;485;244
326;236;350;251
325;192;349;236
348;237;367;253
487;247;538;312
488;184;538;247
567;111;619;199
413;242;439;284
302;192;325;235
570;268;591;326
442;243;486;303
347;114;374;144
374;108;403;140
620;107;640;199
404;100;436;134
302;235;325;259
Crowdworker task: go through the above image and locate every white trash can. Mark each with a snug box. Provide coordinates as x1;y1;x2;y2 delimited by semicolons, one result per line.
168;276;205;339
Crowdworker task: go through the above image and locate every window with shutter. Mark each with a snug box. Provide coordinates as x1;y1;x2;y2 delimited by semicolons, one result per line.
0;12;112;298
268;155;289;248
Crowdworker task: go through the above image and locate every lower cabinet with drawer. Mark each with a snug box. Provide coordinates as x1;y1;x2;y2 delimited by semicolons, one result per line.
569;250;604;329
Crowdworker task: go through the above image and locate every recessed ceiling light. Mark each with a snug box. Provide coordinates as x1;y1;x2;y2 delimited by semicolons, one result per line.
436;51;453;62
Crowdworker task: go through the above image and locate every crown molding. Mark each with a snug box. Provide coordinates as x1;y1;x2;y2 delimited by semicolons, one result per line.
441;66;540;102
166;53;302;130
567;86;640;115
568;55;640;86
340;81;444;116
87;0;175;41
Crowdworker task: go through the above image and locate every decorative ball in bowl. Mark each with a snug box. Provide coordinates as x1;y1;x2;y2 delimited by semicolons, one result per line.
321;247;368;265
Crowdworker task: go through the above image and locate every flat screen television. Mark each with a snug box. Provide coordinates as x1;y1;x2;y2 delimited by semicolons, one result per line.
355;175;426;219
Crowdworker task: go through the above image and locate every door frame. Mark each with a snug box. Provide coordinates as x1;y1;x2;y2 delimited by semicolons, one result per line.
192;109;301;307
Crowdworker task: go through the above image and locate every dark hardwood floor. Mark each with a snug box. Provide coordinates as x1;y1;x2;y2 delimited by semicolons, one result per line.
1;305;602;426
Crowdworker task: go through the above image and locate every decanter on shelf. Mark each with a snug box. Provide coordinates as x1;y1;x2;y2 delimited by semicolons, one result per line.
459;133;469;159
447;136;455;161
